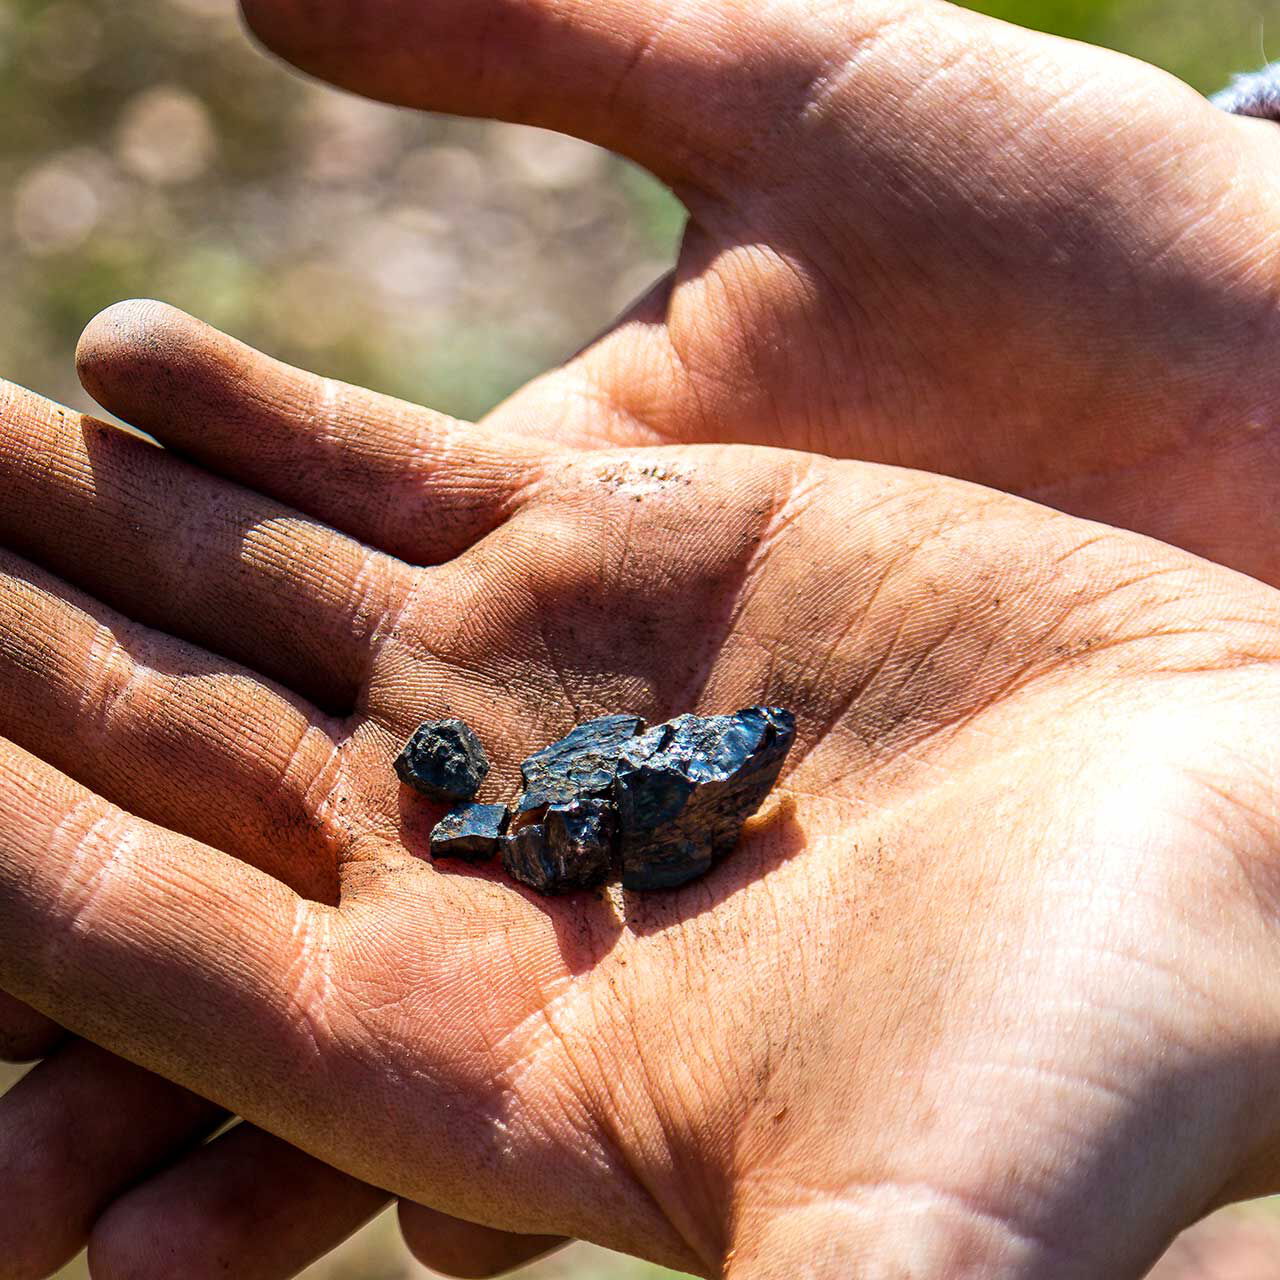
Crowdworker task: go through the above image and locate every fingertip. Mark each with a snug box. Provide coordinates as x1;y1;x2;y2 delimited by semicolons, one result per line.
75;299;201;404
238;0;329;65
0;1045;220;1280
235;0;754;191
87;1125;389;1280
398;1201;565;1278
76;302;260;448
0;1067;114;1279
86;1206;170;1280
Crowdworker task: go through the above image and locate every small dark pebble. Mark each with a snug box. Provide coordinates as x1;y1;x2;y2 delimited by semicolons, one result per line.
430;802;509;863
501;797;616;895
418;706;795;895
614;706;796;890
395;718;490;803
516;713;645;812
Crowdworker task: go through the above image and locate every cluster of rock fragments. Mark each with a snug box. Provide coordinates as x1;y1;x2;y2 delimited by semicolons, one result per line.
394;707;796;894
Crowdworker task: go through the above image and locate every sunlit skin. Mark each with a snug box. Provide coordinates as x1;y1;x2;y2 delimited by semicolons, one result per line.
3;0;1280;1274
230;0;1280;583
2;323;1280;1280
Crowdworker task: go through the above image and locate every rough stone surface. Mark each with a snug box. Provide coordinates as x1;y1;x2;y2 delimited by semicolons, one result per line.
429;802;509;863
501;823;554;893
502;801;615;895
516;713;645;812
395;719;490;803
406;707;796;895
545;798;615;889
613;706;796;890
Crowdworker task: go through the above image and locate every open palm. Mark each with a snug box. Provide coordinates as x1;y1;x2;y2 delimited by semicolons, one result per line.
3;365;1280;1277
5;0;1280;1270
217;0;1280;585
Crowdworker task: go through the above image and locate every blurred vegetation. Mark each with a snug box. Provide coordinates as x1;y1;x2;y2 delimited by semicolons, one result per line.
3;0;1280;1276
0;0;684;420
966;0;1279;85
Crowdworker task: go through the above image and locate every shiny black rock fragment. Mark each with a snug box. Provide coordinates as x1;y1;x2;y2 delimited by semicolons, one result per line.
395;718;490;803
502;798;616;895
613;706;796;890
501;823;554;893
545;798;616;889
516;713;645;813
430;802;509;863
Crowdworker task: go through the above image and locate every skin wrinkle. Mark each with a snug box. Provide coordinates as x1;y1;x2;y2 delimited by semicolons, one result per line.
550;366;668;451
969;1057;1141;1114
39;801;138;997
307;375;343;459
1024;424;1280;531
789;6;929;160
668;454;820;714
595;1004;723;1270
345;549;419;694
75;618;146;745
704;464;835;682
604;7;681;123
787;501;1023;765
537;613;587;724
660;303;714;442
486;980;697;1267
732;1177;1070;1280
282;901;338;1066
775;246;895;454
1190;773;1280;850
276;718;349;876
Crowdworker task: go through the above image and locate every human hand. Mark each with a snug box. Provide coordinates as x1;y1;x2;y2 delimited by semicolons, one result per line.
207;0;1280;585
4;348;1280;1278
44;11;1280;1259
10;0;1280;1267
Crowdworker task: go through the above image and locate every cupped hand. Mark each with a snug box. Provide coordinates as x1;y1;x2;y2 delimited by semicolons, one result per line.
220;0;1280;584
3;334;1280;1279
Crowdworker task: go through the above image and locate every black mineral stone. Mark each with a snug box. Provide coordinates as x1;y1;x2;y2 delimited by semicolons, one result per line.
501;823;554;892
430;802;509;863
516;713;645;812
502;800;615;895
395;718;490;803
545;798;616;889
613;706;796;891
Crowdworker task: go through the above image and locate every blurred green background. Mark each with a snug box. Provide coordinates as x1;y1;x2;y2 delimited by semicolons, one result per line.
2;0;1280;1276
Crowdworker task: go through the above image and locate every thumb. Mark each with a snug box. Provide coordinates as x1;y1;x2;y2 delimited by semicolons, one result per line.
238;0;880;191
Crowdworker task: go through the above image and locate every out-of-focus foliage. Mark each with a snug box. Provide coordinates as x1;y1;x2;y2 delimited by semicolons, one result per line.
964;0;1278;88
0;0;683;420
4;0;1280;1277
